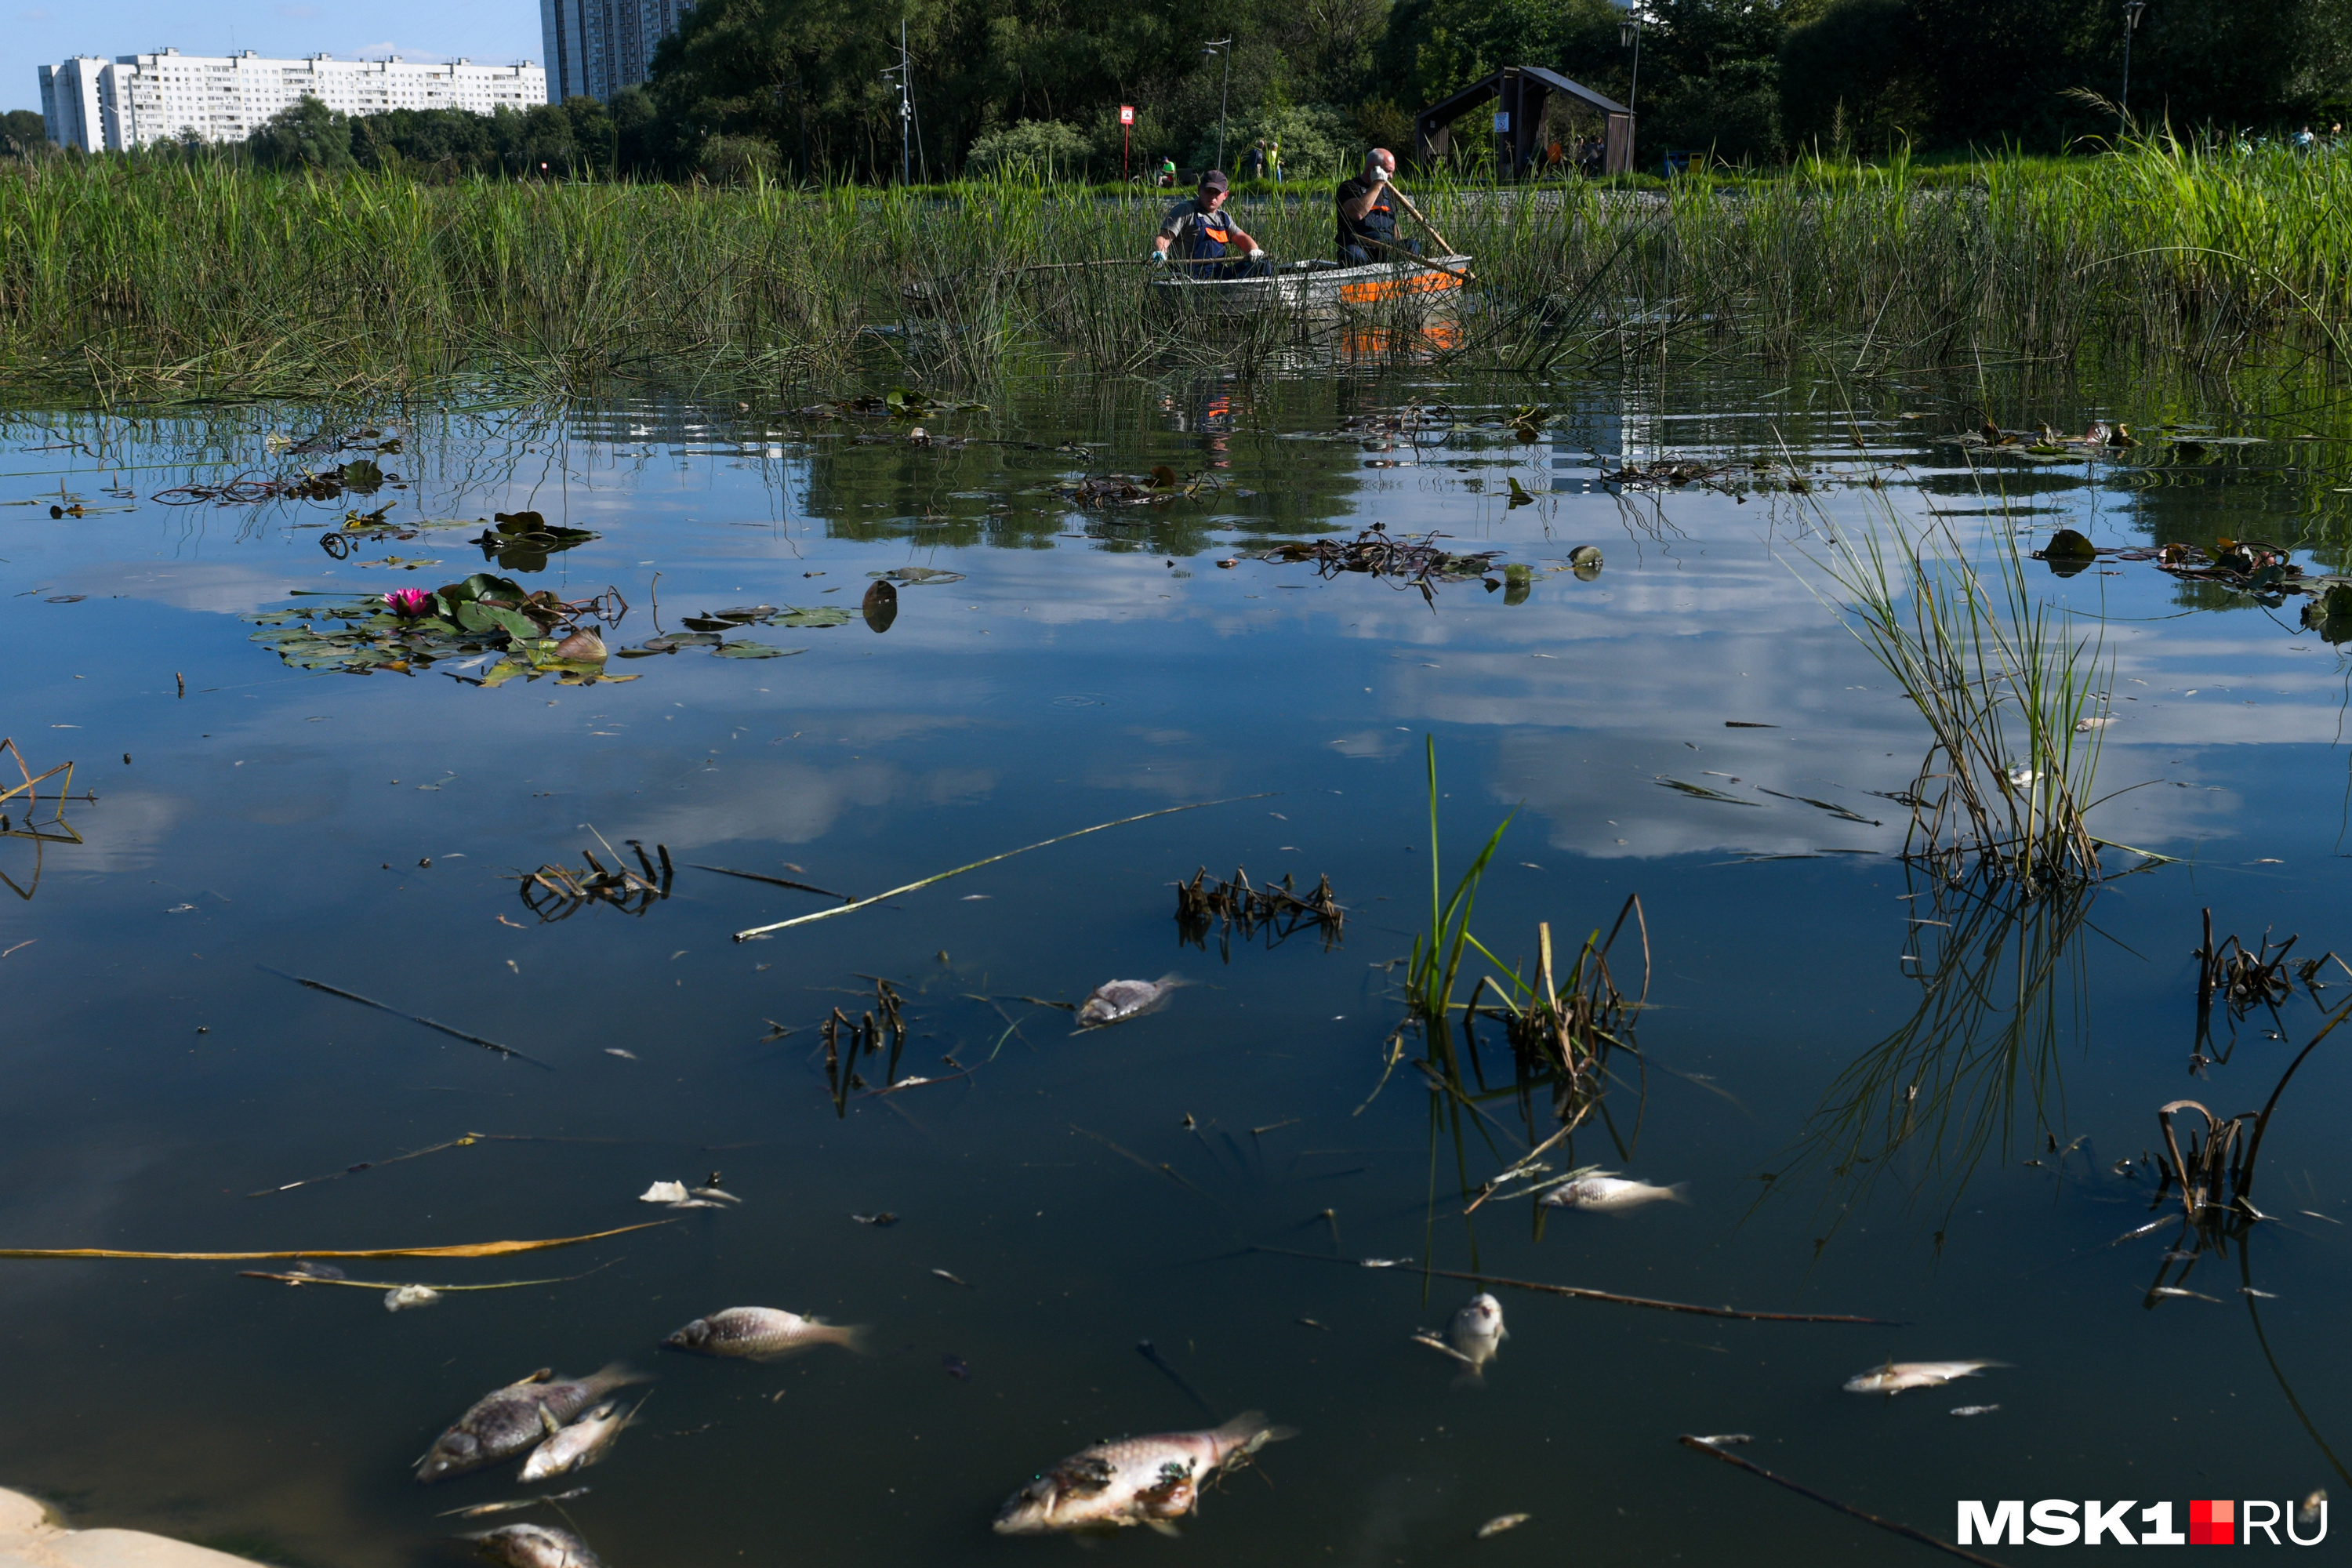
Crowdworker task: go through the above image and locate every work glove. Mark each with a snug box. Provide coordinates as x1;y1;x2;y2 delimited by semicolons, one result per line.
1248;247;1266;260
1148;250;1167;265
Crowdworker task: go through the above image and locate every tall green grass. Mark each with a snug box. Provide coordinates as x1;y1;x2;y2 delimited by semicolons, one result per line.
9;133;2352;394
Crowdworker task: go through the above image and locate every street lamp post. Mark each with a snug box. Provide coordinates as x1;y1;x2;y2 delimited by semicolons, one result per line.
1619;9;1642;117
1202;38;1232;172
2119;0;2147;132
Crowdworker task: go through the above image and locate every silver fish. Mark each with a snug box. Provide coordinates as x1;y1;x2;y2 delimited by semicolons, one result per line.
1843;1359;2004;1396
466;1523;604;1567
1449;1294;1506;1384
1949;1404;2001;1417
1076;974;1183;1029
993;1411;1294;1535
1478;1514;1532;1539
519;1400;633;1483
1540;1174;1689;1211
417;1364;646;1483
663;1306;866;1360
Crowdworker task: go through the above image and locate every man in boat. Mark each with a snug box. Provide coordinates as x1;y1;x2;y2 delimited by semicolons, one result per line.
1148;170;1270;278
1335;148;1420;266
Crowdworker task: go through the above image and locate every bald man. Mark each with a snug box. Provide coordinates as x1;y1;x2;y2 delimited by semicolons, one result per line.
1335;148;1419;266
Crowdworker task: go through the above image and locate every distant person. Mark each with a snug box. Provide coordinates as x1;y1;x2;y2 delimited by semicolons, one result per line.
2294;125;2317;152
1241;140;1267;181
1269;138;1283;184
1156;158;1178;188
1335;147;1418;266
1149;170;1269;278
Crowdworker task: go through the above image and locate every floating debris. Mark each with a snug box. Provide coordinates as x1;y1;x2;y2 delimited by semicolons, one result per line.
821;977;909;1115
1174;866;1345;955
850;1212;898;1227
516;839;673;922
384;1283;444;1312
1601;457;1730;490
436;1490;591;1521
1949;1404;2000;1417
472;511;601;573
256;966;554;1069
1259;523;1501;601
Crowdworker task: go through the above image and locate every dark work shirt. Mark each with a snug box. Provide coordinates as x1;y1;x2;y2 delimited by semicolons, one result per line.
1335;176;1399;252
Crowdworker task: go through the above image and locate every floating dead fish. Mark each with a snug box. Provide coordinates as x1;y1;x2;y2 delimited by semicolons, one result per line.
1691;1433;1751;1446
604;1049;638;1061
1540;1174;1689;1212
851;1212;898;1227
1844;1360;2004;1396
1076;974;1184;1029
519;1399;637;1482
1949;1405;2001;1417
2301;1490;2326;1526
993;1411;1295;1535
662;1307;866;1360
1359;1257;1410;1269
1477;1513;1531;1539
385;1283;443;1312
285;1261;347;1283
418;1364;647;1483
1449;1294;1506;1385
2150;1286;2223;1302
931;1269;972;1287
688;1187;742;1204
2242;1287;2281;1300
466;1523;604;1568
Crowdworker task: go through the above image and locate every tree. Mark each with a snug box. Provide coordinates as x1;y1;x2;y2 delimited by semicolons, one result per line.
250;96;354;171
0;110;49;158
1780;0;1929;150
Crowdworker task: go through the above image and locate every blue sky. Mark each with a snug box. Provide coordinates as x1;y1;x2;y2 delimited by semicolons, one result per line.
14;1;545;114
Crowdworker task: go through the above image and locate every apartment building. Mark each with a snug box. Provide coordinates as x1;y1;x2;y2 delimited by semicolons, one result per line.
38;49;548;153
540;0;690;104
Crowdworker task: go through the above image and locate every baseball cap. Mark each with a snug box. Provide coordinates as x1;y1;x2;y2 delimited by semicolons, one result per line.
1200;169;1229;192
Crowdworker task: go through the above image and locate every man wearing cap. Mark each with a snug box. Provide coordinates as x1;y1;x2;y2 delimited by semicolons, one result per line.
1149;171;1270;279
1336;147;1418;266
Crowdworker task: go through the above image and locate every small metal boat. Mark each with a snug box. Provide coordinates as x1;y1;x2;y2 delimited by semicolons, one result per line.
1149;254;1472;315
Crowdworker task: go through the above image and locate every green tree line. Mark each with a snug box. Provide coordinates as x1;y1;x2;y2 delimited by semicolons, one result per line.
60;0;2352;181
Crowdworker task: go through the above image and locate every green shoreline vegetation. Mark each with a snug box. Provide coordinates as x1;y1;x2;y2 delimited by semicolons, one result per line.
6;132;2352;395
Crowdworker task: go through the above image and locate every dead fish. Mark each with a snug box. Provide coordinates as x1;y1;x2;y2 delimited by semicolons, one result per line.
2242;1287;2280;1300
1540;1174;1690;1212
1477;1513;1532;1539
466;1523;604;1568
993;1410;1295;1535
662;1306;867;1360
2151;1286;2223;1302
417;1364;647;1483
284;1261;347;1283
1949;1405;2001;1417
1076;974;1184;1029
384;1283;443;1312
1449;1294;1506;1385
1843;1359;2004;1396
519;1399;636;1483
2301;1490;2326;1525
603;1049;638;1061
851;1212;898;1227
688;1187;742;1204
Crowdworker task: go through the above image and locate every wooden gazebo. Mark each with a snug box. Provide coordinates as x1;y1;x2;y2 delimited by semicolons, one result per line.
1414;65;1633;176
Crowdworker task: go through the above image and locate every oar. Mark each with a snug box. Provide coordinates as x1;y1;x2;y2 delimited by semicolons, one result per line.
1367;236;1475;286
1388;184;1465;258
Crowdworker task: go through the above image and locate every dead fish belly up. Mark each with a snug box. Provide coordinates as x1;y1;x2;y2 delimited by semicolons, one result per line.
1844;1359;2005;1396
467;1523;605;1568
1541;1174;1689;1211
1076;974;1183;1029
665;1306;867;1359
519;1400;633;1482
994;1411;1295;1535
1449;1293;1507;1383
418;1364;645;1483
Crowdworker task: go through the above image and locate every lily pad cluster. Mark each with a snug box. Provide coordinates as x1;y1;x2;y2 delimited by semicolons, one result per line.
622;603;851;660
244;572;629;686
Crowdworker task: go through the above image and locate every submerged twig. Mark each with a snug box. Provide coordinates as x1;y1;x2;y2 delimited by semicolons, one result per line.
1676;1435;2009;1567
0;1221;666;1261
256;965;554;1069
1248;1246;1897;1325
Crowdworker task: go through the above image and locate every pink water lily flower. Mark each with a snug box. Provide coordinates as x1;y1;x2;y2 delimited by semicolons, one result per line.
384;587;431;619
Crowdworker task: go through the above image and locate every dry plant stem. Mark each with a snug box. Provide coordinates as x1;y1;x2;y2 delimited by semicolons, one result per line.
733;794;1271;941
256;965;554;1069
0;1221;666;1261
237;1265;607;1290
1675;1437;2011;1568
1248;1246;1897;1325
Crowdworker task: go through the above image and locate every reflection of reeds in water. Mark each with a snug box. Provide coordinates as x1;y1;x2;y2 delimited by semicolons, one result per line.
1824;514;2111;893
1768;880;2095;1245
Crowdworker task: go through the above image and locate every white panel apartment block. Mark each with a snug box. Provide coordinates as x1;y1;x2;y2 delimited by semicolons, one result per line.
34;49;548;151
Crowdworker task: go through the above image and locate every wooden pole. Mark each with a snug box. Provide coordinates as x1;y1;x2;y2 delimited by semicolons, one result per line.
1388;184;1463;259
1367;235;1475;286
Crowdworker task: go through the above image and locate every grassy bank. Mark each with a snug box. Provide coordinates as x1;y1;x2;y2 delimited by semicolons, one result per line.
4;136;2350;396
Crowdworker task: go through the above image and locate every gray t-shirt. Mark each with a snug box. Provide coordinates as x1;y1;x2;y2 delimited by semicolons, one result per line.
1159;198;1236;252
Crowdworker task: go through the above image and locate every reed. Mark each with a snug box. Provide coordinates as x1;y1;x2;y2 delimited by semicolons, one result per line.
12;132;2352;394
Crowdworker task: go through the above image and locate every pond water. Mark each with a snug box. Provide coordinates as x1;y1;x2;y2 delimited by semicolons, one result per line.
2;368;2348;1566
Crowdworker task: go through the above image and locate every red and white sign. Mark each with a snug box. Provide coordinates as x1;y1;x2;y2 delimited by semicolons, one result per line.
1120;105;1135;125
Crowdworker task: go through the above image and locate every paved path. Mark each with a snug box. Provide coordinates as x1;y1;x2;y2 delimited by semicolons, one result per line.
0;1490;264;1568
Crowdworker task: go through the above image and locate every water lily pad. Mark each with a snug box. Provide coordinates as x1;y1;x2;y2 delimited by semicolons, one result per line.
866;567;964;586
771;607;853;628
714;641;804;659
339;459;385;493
